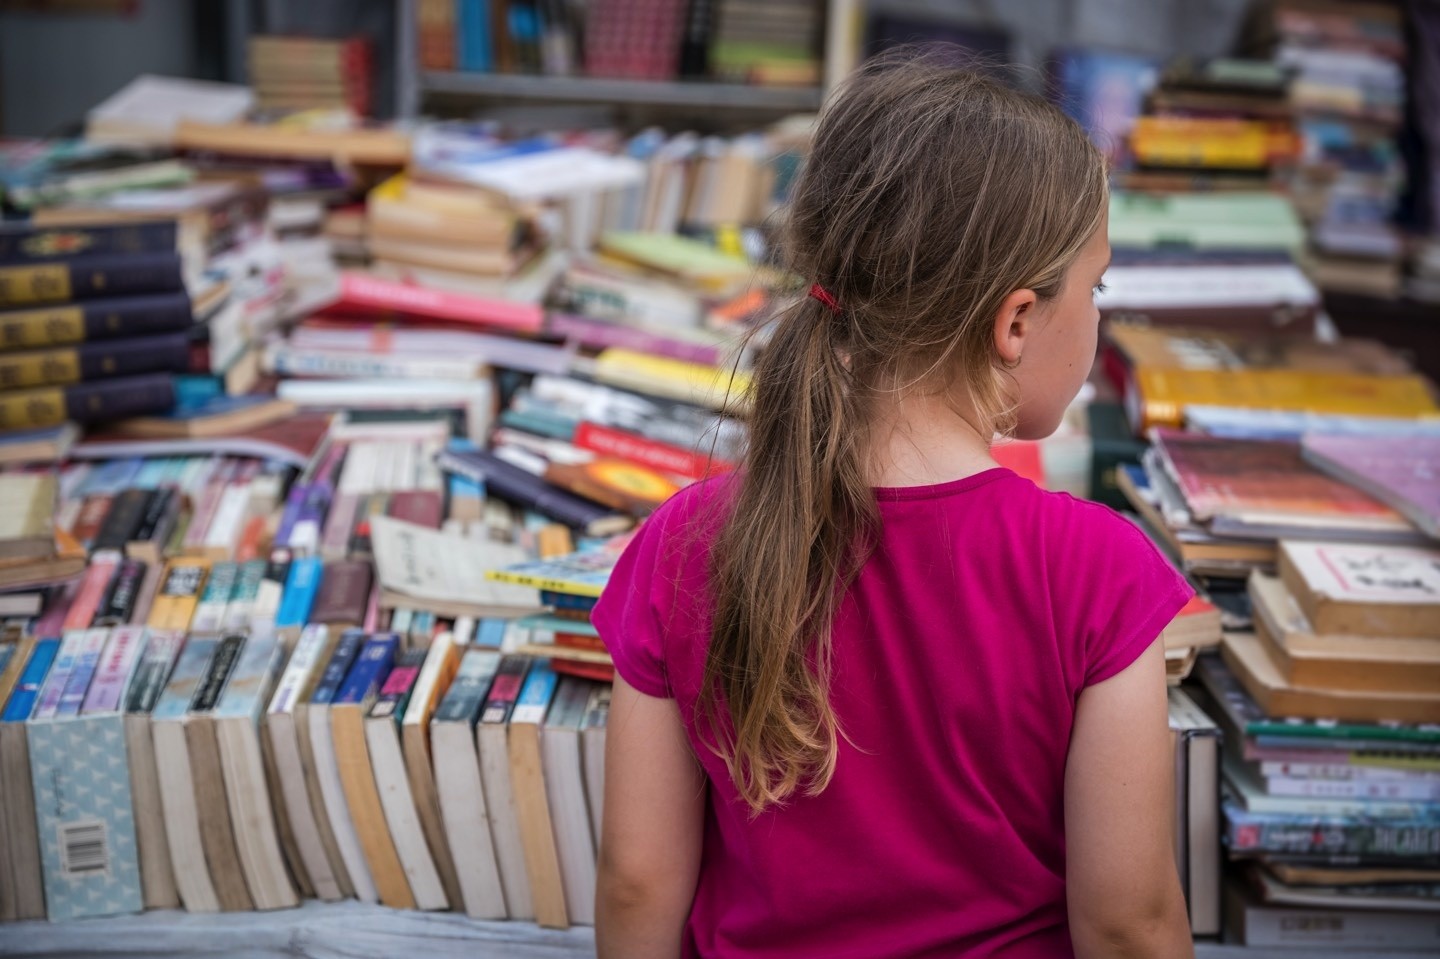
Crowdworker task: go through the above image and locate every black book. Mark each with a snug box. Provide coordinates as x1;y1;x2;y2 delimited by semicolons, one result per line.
95;558;147;626
189;633;246;712
0;372;175;432
0;252;185;309
0;331;192;391
92;488;156;553
679;0;717;77
434;448;631;536
0;222;177;265
0;292;193;354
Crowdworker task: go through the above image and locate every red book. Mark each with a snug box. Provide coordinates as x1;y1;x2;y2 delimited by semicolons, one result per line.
321;272;545;335
551;659;614;683
554;631;606;654
573;421;731;482
386;489;444;529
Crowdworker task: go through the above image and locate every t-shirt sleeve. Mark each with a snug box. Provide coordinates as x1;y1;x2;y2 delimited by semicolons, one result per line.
591;512;673;699
1060;501;1195;688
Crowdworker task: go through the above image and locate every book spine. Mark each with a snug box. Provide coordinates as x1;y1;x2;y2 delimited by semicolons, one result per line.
310;628;367;705
267;624;330;715
64;557;121;631
1264;775;1440;802
0;222;177;264
334;272;545;335
335;634;399;704
1226;813;1440;858
1238;901;1440;948
189;633;245;711
572;421;723;480
251;551;292;629
181;460;236;554
189;561;238;635
54;627;111;717
0;373;174;431
0;253;185;309
433;648;502;723
147;558;210;632
0;333;191;390
2;638;60;721
80;625;148;713
275;556;325;629
538;590;598;612
92;489;154;554
1258;760;1440;783
436;449;616;531
508;658;557;724
95;558;147;626
221;559;267;633
124;629;186;714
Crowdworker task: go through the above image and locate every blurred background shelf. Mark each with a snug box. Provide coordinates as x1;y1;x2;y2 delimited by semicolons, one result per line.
419;71;825;111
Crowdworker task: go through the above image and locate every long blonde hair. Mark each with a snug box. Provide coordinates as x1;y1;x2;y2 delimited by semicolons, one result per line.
701;54;1109;816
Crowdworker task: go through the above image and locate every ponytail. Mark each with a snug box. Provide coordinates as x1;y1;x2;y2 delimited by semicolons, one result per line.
701;295;878;816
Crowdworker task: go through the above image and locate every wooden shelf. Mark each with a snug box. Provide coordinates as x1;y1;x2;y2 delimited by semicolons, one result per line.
420;71;824;111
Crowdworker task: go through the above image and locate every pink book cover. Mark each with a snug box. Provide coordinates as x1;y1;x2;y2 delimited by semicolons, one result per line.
33;577;80;638
545;312;724;366
61;555;120;631
1302;434;1440;538
325;272;545;335
1152;428;1401;522
81;625;149;714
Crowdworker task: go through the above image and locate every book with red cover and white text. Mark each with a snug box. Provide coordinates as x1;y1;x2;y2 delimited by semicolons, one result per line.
319;272;545;335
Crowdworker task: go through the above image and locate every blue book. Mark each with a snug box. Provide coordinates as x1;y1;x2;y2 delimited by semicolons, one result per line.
54;627;110;718
334;634;399;705
475;618;508;648
78;457;146;497
2;638;61;722
539;590;598;613
458;0;494;72
276;556;324;630
511;658;558;725
310;629;366;706
30;630;89;721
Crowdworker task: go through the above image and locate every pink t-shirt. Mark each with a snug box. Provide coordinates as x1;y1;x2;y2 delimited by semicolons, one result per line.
592;468;1192;958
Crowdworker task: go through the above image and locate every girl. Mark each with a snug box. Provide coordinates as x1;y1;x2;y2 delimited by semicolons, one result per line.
593;55;1195;959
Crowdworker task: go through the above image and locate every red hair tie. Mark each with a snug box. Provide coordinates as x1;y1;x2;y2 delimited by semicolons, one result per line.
809;283;842;315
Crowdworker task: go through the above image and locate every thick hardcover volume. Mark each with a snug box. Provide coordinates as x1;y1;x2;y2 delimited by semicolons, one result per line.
0;293;192;352
0;373;175;431
436;448;630;535
0;332;191;391
0;253;185;308
0;222;177;264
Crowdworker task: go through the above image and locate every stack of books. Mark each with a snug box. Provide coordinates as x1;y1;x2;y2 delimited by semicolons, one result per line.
1243;0;1410;297
0;222;194;441
247;35;373;118
1193;638;1439;951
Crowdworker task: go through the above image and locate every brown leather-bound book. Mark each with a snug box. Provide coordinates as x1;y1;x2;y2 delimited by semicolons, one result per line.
310;560;373;633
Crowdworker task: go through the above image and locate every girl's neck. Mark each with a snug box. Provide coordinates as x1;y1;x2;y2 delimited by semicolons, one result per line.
865;388;999;489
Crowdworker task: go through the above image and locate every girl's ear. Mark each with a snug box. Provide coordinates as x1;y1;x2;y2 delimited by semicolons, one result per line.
992;288;1038;368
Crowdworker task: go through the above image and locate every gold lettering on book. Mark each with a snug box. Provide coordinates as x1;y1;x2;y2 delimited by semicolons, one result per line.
0;264;72;305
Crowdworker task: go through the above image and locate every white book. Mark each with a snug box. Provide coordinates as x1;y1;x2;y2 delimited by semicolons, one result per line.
542;677;598;925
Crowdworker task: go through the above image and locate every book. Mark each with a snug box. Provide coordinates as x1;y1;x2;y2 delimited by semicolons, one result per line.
580;683;610;843
542;457;682;516
173;121;410;166
398;630;466;911
436;447;632;536
0;221;177;264
264;624;347;902
589;347;751;413
26;625;148;921
1302;435;1440;540
123;628;185;910
541;675;598;925
0;292;192;354
0;373;176;432
1151;430;1420;543
1279;541;1440;640
1223;803;1440;861
0;472;56;562
508;659;567;928
0;332;191;393
486;546;623;598
150;636;220;912
1223;880;1440;949
212;627;297;911
363;648;447;910
147;557;211;632
332;633;414;909
112;395;297;440
1221;631;1440;725
183;633;253;912
74;409;334;470
432;646;507;919
477;655;534;920
0;252;185;309
310;559;373;631
370;515;542;619
0;637;60;921
322;271;545;335
1249;571;1440;674
1167;687;1222;937
307;629;376;904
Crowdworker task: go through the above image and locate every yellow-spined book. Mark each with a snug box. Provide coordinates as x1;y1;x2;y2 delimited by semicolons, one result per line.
1134;368;1439;431
590;348;750;413
146;558;212;632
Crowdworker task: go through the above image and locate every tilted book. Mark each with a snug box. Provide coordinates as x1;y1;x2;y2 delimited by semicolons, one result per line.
1302;434;1440;540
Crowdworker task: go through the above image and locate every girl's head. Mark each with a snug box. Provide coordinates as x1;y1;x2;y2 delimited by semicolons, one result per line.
704;54;1109;815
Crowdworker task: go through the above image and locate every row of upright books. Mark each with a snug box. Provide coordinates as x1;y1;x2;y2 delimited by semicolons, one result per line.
417;0;825;87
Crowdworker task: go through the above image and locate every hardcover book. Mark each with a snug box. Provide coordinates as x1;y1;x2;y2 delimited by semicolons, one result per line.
0;332;191;392
0;252;185;309
0;373;176;432
0;221;177;264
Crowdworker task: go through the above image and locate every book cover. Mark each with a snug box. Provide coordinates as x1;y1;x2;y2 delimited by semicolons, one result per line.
221;558;266;633
1279;541;1440;640
310;559;373;628
1302;435;1440;539
324;272;545;336
0;472;56;561
188;560;237;635
0;333;191;392
1152;429;1407;526
0;252;185;309
274;555;324;631
81;625;148;714
146;557;210;632
0;222;177;264
3;637;61;722
542;457;682;516
371;514;541;619
92;489;154;554
487;546;623;598
31;630;90;721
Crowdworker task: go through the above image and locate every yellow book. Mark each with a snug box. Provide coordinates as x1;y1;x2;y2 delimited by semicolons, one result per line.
1135;368;1439;431
591;348;751;413
146;558;212;632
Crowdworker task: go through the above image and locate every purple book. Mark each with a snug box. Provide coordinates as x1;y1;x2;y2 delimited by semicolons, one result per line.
545;312;724;366
54;627;111;717
1302;434;1440;539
